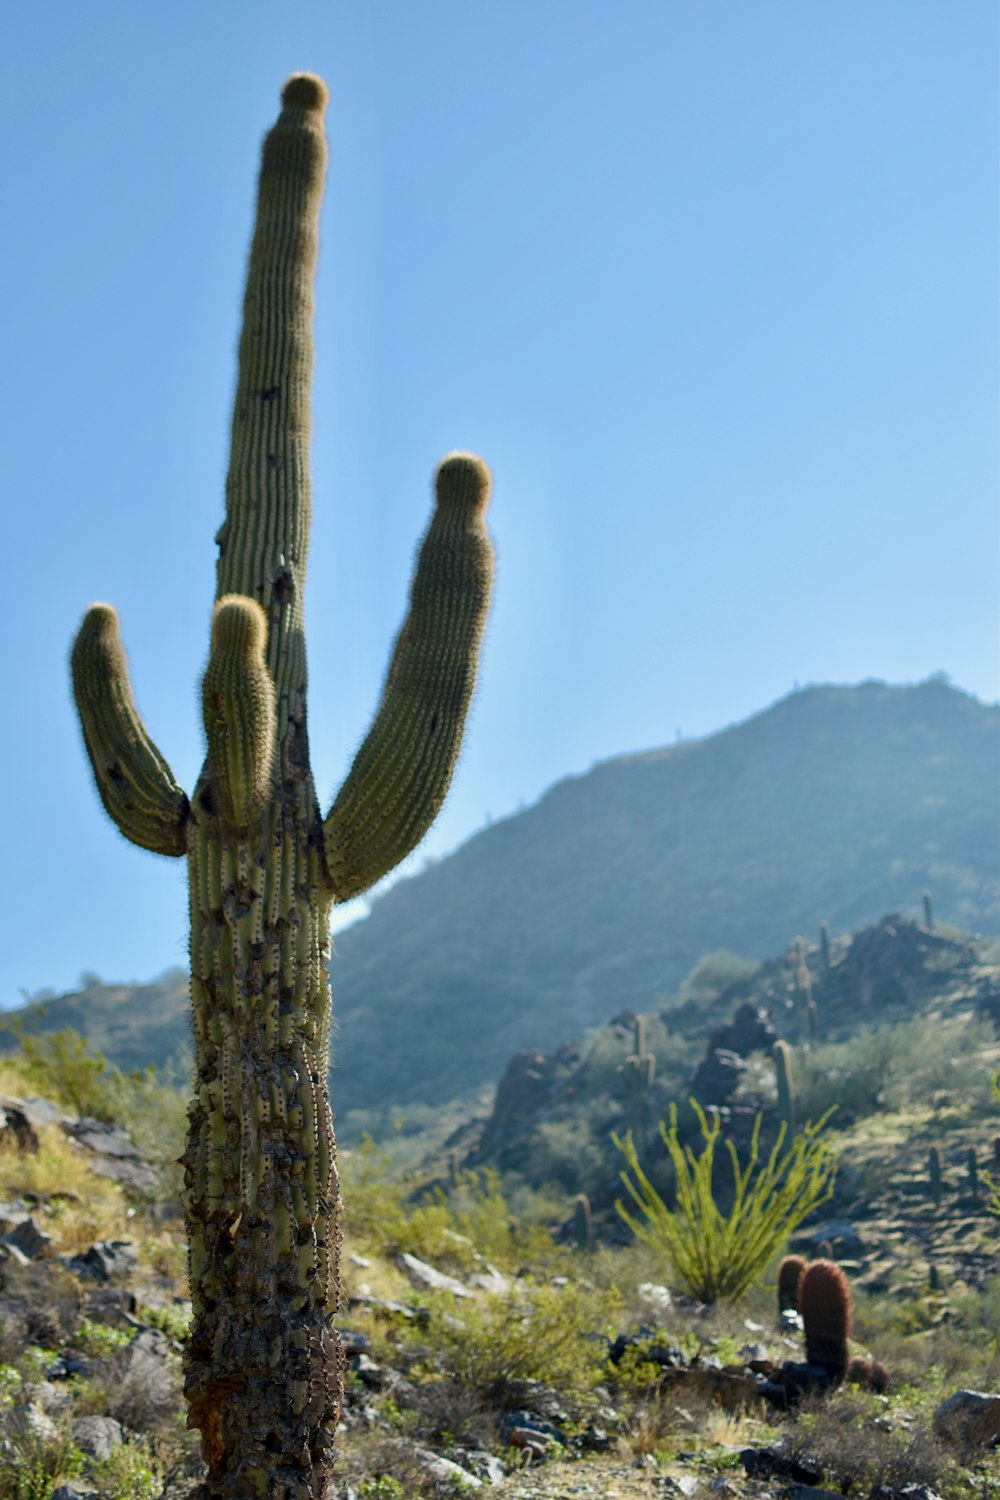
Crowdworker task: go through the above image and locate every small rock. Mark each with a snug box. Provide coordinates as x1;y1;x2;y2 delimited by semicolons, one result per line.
396;1251;473;1299
468;1265;512;1295
800;1218;866;1257
785;1488;845;1500
740;1446;823;1483
581;1423;612;1452
347;1253;371;1268
0;1099;40;1153
71;1414;125;1460
68;1240;138;1282
659;1477;697;1497
350;1353;383;1390
934;1388;1000;1446
0;1215;52;1260
51;1486;99;1500
637;1281;673;1311
463;1450;505;1485
413;1446;482;1488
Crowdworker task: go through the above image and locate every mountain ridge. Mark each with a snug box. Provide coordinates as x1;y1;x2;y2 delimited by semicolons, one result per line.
7;679;999;1124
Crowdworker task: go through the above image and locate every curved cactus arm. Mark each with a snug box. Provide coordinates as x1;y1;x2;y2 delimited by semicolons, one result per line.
71;603;189;855
201;595;276;828
323;452;494;901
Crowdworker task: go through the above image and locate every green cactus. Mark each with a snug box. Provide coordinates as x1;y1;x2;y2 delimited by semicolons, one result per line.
967;1145;981;1201
70;75;494;1499
573;1193;593;1250
819;921;831;973
928;1144;942;1206
773;1040;796;1136
622;1014;656;1134
923;888;934;929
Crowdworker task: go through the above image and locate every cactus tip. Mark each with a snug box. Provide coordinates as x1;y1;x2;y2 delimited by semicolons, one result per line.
435;451;492;510
281;73;329;113
213;594;269;653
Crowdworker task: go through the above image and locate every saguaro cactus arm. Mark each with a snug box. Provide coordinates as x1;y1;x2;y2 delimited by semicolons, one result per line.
323;452;494;901
71;603;189;855
201;596;276;828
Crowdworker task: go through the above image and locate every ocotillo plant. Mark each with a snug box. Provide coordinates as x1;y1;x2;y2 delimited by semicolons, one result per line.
799;1258;852;1383
70;76;494;1500
773;1040;796;1136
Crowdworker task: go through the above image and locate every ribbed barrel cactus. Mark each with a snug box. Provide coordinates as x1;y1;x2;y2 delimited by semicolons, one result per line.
70;74;494;1499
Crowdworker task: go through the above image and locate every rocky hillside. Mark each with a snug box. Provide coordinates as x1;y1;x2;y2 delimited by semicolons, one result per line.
7;679;998;1125
330;678;1000;1117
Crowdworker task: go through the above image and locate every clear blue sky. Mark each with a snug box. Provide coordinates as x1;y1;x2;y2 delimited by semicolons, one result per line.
2;2;997;1004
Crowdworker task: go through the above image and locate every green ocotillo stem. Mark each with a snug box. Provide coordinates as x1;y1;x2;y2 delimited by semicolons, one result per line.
70;71;495;1500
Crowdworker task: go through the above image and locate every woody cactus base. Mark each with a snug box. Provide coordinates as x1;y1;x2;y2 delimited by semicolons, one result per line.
71;75;494;1499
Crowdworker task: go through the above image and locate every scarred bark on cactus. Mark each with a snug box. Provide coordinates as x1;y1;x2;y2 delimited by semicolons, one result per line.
70;74;494;1500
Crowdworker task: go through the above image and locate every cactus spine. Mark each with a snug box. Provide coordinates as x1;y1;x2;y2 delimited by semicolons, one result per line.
70;75;494;1500
773;1040;796;1136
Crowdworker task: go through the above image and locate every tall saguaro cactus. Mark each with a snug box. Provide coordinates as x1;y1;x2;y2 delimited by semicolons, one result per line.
70;75;494;1499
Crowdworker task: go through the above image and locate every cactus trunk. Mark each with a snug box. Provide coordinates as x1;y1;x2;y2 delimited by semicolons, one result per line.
70;74;494;1500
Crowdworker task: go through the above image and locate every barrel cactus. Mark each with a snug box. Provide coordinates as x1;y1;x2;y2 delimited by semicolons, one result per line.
70;74;494;1499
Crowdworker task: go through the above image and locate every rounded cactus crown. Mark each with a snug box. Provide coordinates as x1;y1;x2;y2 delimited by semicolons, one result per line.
435;451;493;511
281;73;329;112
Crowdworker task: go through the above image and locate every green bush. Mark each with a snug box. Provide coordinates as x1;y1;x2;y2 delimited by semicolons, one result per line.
411;1278;617;1409
614;1100;836;1303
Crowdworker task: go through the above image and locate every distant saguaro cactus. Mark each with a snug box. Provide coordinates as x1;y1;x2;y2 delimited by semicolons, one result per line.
70;76;494;1499
799;1258;852;1383
928;1145;943;1207
967;1145;981;1201
773;1040;796;1136
622;1014;657;1135
819;921;831;974
923;889;934;929
573;1193;593;1250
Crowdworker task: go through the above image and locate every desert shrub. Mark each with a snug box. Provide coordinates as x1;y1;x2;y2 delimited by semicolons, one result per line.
0;1420;85;1499
615;1101;836;1303
410;1278;617;1410
89;1440;163;1500
677;950;760;1006
794;1028;895;1123
785;1387;963;1498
